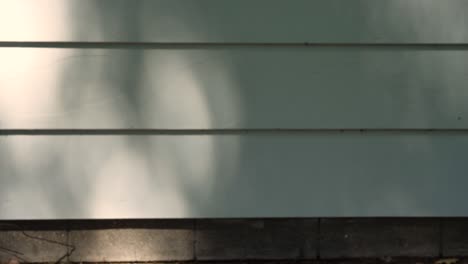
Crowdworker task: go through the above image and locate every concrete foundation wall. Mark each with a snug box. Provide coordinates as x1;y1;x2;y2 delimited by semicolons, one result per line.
1;219;468;263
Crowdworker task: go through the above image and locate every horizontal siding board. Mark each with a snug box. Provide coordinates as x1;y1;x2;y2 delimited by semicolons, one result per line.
1;48;468;129
1;0;468;43
1;133;468;219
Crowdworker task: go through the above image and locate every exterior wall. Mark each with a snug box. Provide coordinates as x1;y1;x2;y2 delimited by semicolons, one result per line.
1;1;468;218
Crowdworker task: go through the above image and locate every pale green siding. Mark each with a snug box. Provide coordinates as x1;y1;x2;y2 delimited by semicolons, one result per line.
1;0;467;218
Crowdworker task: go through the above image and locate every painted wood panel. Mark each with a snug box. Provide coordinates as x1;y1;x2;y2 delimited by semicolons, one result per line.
1;48;468;129
1;133;467;219
1;0;468;43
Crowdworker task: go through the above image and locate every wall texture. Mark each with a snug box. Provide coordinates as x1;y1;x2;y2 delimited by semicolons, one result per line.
1;0;468;218
2;218;468;262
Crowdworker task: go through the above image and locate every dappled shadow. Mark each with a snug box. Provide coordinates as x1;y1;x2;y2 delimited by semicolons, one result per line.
1;0;468;222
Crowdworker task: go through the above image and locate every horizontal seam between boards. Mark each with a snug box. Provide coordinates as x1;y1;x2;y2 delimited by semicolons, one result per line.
2;42;468;49
1;129;468;136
